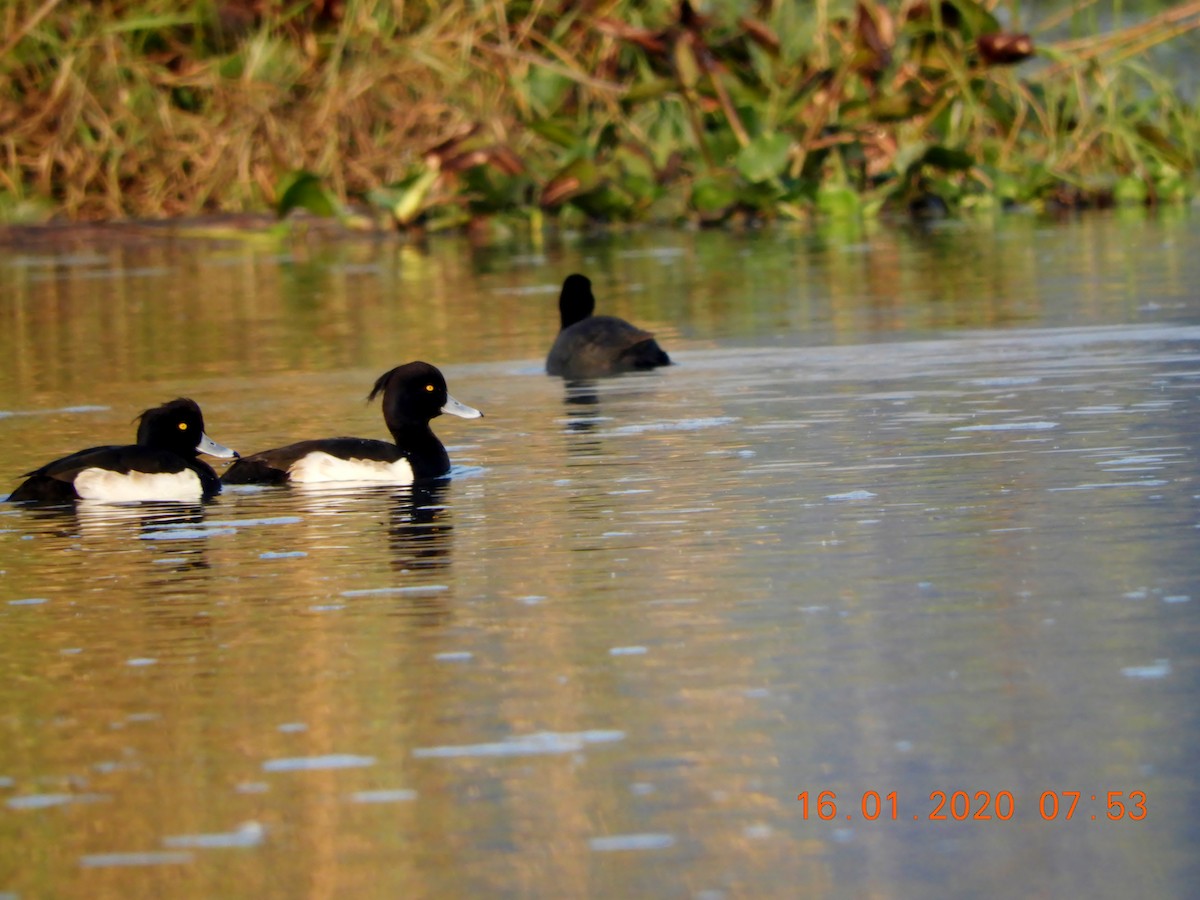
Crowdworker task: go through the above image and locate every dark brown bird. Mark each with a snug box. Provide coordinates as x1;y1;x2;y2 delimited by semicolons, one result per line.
545;274;671;378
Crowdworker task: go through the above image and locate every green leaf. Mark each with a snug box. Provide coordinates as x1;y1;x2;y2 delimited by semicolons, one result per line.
816;184;861;218
528;119;580;149
1113;176;1147;206
525;66;573;117
0;192;55;225
541;157;602;207
276;171;339;219
1135;124;1193;172
368;167;441;225
893;142;929;175
735;132;792;183
869;91;925;122
690;172;738;217
571;183;635;220
461;168;519;213
102;13;202;34
1154;166;1190;204
623;77;677;104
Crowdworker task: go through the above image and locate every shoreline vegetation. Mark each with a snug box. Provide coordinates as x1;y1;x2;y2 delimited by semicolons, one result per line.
1;0;1198;234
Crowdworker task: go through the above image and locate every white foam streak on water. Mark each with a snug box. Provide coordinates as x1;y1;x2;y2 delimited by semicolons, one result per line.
262;755;376;772
1047;480;1170;492
589;833;676;852
952;421;1059;432
162;822;265;849
963;376;1043;386
184;516;303;528
7;792;108;809
349;789;418;803
137;528;238;541
80;851;193;868
1121;660;1172;679
0;404;109;418
604;417;738;435
341;586;449;597
413;730;626;759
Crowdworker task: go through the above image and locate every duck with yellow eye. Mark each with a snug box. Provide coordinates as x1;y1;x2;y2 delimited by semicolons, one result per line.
7;398;238;505
222;361;482;486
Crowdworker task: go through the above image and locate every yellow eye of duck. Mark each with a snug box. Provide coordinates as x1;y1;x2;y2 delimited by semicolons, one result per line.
178;422;188;430
425;384;435;392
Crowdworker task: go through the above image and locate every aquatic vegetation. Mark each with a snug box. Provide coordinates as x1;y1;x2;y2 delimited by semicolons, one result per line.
0;0;1196;225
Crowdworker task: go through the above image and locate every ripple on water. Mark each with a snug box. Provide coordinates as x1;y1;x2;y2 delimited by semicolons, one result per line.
1047;480;1169;492
952;421;1059;432
341;586;449;597
162;822;265;849
349;789;418;803
262;754;376;772
825;490;877;501
589;833;676;852
412;730;625;759
6;792;108;810
962;376;1042;387
138;528;237;541
1121;660;1171;680
0;404;109;419
604;417;739;436
201;516;304;528
80;851;193;868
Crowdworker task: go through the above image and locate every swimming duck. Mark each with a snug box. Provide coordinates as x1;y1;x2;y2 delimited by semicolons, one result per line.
8;398;238;504
221;361;481;485
546;274;671;378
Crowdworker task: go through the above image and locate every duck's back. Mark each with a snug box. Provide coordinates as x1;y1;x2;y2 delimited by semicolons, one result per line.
221;437;414;485
10;444;219;503
546;315;670;378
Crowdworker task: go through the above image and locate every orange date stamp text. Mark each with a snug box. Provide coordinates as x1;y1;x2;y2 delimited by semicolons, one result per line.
796;790;1147;822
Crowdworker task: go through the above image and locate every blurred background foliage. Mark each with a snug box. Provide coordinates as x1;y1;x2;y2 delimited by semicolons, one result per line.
0;0;1197;229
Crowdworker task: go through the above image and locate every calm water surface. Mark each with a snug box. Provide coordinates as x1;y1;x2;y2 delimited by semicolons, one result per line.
1;214;1198;898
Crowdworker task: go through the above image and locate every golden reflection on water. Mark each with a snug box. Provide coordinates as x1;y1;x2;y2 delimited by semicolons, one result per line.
1;212;1197;898
0;210;1193;403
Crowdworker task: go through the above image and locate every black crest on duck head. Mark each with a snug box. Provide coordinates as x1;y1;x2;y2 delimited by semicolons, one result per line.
368;361;448;421
135;398;206;454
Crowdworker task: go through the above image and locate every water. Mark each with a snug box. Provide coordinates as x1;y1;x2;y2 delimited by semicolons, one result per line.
1;213;1198;897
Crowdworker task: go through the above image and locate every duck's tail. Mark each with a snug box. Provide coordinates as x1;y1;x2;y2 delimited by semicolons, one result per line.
621;339;671;370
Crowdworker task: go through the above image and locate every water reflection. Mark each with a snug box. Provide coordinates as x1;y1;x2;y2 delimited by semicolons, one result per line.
0;219;1198;899
387;481;452;576
16;500;217;574
560;380;604;457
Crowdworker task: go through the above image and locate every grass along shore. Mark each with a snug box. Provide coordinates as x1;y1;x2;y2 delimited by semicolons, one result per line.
1;0;1198;230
